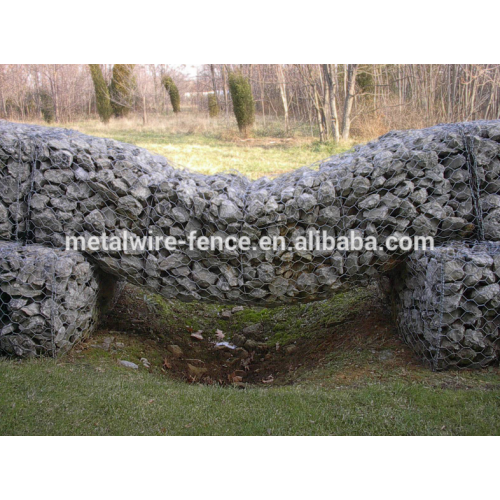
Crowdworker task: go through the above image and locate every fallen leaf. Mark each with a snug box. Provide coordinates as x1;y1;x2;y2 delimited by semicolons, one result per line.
163;358;172;369
262;375;274;384
215;329;225;340
228;371;243;384
191;331;204;341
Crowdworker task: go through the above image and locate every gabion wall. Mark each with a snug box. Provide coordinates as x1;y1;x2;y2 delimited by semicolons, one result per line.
0;241;120;357
1;119;500;366
392;242;500;369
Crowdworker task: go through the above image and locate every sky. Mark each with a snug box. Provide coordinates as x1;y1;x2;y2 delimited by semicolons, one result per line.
173;64;201;79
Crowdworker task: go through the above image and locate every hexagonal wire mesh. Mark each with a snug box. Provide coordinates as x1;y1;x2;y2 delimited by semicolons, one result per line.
0;241;122;357
1;119;500;366
391;242;500;369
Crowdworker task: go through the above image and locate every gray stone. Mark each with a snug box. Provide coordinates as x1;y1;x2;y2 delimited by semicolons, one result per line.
219;200;243;222
242;323;263;335
84;210;106;233
471;284;500;304
297;193;317;212
119;360;139;369
191;267;217;288
359;194;380;210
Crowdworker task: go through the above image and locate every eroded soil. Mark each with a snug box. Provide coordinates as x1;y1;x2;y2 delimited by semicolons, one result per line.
66;283;432;387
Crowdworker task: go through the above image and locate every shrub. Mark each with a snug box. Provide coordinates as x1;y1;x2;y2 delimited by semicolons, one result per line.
162;76;181;114
39;90;55;123
228;71;255;137
88;64;113;123
208;93;219;118
109;64;135;118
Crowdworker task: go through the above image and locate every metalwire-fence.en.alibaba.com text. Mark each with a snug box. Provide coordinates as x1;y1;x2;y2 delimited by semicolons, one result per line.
66;230;434;254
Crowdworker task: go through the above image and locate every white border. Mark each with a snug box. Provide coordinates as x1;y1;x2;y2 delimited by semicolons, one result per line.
1;438;498;499
1;1;498;63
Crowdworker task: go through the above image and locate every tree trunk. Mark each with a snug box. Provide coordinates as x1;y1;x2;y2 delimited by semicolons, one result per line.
341;64;358;140
210;64;218;106
258;65;266;126
222;64;229;118
322;64;340;142
276;65;289;135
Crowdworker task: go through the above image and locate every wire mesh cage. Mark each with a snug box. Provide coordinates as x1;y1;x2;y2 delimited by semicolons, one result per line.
392;242;500;369
1;119;500;366
0;241;120;357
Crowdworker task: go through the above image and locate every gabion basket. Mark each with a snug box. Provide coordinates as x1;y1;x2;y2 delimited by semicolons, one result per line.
1;119;500;368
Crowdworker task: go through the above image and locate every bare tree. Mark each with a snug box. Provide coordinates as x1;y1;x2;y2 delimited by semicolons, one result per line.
341;64;358;140
322;64;340;142
276;65;289;135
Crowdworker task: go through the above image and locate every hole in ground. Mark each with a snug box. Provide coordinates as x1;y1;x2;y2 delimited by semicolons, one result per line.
71;283;418;386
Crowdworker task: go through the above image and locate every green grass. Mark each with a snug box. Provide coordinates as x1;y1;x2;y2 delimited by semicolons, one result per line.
1;358;500;435
227;287;374;345
67;117;353;179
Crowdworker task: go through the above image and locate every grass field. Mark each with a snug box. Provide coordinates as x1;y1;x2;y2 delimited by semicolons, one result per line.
1;116;500;436
2;359;500;435
67;115;355;179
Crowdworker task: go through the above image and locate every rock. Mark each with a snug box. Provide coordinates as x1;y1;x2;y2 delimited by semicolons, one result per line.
167;345;184;358
219;200;243;222
117;195;143;219
119;360;139;369
187;364;207;378
359;194;380;210
297;273;318;294
443;261;465;282
242;323;263;335
269;277;289;296
84;209;106;233
244;339;259;350
102;336;115;349
297;193;317;211
232;334;246;347
140;357;151;368
221;310;232;319
352;176;371;195
364;206;389;222
378;350;394;362
471;284;500;304
257;263;275;283
191;267;217;288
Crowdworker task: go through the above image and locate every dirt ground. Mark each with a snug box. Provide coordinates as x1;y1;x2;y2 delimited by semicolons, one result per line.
67;283;428;388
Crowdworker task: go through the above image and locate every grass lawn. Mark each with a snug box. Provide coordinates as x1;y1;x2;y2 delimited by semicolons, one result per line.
1;116;500;436
2;283;500;436
68;115;354;179
2;358;500;435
